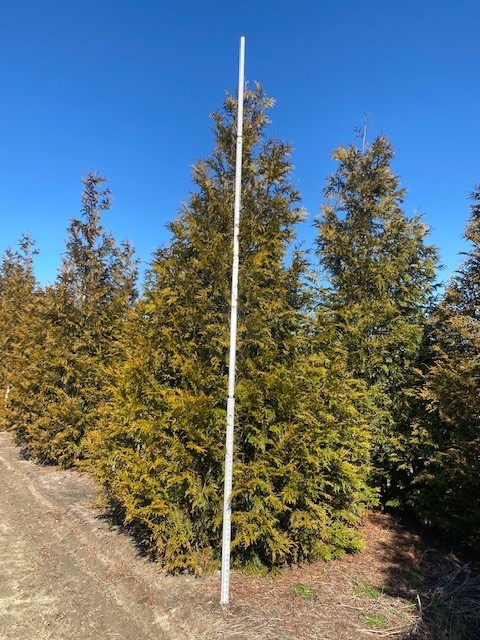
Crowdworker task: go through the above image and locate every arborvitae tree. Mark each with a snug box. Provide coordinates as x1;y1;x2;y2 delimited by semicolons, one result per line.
84;85;375;573
0;236;39;429
11;173;138;465
409;186;480;551
316;136;438;497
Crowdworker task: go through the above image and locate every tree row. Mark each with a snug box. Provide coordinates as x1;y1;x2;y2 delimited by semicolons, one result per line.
1;85;478;572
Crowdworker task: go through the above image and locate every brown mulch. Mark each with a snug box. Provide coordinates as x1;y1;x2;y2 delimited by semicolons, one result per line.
190;512;479;640
190;512;433;639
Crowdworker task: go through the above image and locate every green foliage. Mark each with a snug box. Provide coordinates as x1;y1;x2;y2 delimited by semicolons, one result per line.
0;236;39;431
407;186;480;552
85;86;375;573
315;136;438;498
7;173;138;466
2;86;478;578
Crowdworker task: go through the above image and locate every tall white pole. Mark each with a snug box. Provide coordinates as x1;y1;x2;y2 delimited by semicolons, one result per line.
220;35;245;606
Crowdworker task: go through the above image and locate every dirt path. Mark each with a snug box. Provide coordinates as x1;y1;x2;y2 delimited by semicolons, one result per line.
1;430;450;640
0;432;219;640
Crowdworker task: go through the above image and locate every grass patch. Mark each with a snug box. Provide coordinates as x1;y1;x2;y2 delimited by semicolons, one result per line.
362;613;388;628
352;581;382;599
292;584;317;599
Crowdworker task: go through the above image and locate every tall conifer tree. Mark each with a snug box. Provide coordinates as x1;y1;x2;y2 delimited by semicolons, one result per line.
409;186;480;551
0;236;39;429
11;173;138;465
86;86;374;573
316;136;438;496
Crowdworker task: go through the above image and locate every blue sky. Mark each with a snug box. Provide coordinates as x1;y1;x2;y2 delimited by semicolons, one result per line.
1;0;479;285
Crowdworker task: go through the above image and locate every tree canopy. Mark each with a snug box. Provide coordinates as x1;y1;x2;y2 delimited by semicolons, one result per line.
408;186;480;551
83;86;375;573
0;93;478;569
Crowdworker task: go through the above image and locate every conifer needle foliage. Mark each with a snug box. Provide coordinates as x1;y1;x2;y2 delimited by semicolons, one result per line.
0;236;39;431
316;136;438;498
6;173;138;466
409;186;480;551
2;92;478;569
85;85;374;573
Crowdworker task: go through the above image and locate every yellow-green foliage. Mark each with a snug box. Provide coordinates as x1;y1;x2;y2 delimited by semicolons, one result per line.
408;187;480;552
0;236;39;432
5;174;137;467
316;137;438;498
84;86;375;573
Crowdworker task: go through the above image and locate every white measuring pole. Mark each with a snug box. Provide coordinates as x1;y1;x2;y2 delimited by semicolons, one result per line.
220;35;245;606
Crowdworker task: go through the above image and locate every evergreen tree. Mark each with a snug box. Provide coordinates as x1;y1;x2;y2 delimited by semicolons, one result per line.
0;236;39;430
316;136;438;496
409;186;480;551
85;85;375;573
11;173;138;465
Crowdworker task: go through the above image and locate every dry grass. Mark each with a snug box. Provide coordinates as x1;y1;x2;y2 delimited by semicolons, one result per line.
414;558;480;639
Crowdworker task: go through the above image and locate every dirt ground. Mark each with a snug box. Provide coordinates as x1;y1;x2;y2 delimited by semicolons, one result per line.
0;431;464;640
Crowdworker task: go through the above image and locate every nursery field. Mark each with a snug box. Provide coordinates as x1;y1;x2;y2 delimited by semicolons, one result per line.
0;431;476;640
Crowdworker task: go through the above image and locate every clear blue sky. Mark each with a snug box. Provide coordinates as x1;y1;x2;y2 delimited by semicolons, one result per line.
1;0;479;285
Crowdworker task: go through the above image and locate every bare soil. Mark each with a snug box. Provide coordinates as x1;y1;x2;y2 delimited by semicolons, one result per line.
0;431;469;640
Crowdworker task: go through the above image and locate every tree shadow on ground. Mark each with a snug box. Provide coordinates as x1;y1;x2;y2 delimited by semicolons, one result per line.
95;499;158;561
372;512;480;639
